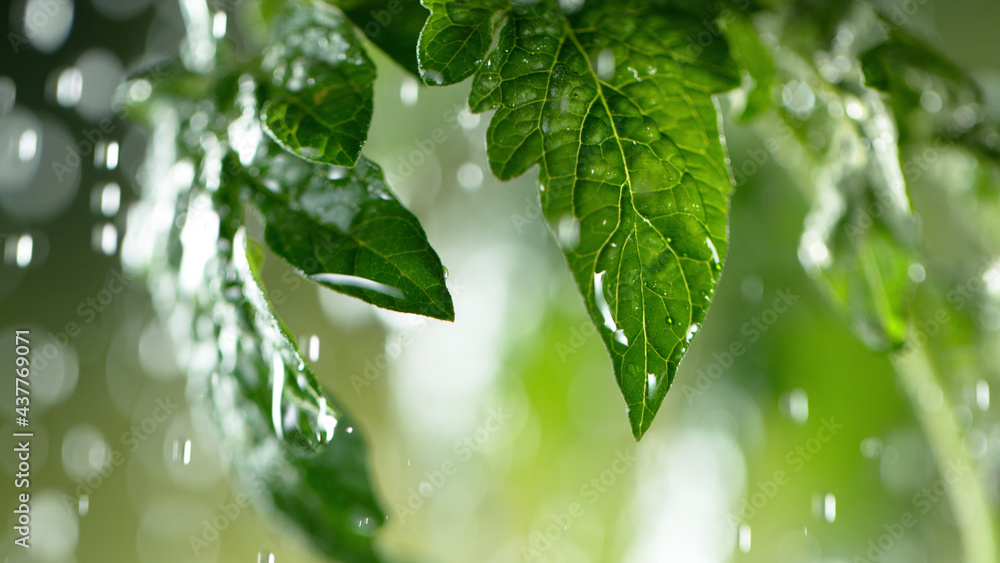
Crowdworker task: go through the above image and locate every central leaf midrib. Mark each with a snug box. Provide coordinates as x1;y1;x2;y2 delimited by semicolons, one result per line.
561;15;694;426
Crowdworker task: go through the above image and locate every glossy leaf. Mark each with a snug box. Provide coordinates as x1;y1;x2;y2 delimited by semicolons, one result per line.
417;0;506;85
420;0;740;439
260;3;376;166
231;143;454;321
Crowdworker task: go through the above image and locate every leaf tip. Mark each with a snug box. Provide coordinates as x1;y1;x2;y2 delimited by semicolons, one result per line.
628;404;656;441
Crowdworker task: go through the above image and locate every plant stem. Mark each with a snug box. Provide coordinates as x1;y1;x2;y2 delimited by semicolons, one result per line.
891;341;996;563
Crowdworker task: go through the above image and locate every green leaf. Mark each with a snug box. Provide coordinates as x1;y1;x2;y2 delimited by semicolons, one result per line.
202;228;385;563
260;3;376;166
723;13;775;122
797;94;920;351
231;143;454;321
761;3;922;351
137;101;386;562
861;24;1000;163
420;0;740;439
328;0;430;76
417;0;507;85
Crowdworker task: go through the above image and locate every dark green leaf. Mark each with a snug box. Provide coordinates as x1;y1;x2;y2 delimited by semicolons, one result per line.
421;0;740;439
417;0;506;85
328;0;430;76
260;4;376;166
233;144;454;321
201;229;385;563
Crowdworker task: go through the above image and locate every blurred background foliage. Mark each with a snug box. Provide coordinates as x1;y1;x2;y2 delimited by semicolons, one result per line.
1;0;1000;562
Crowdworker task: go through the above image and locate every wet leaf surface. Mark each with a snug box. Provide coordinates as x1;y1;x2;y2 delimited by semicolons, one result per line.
420;0;740;438
260;4;376;166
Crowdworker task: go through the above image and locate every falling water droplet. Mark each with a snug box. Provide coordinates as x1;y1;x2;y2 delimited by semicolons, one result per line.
212;11;227;39
400;77;419;106
14;234;33;268
92;223;118;255
172;439;192;465
257;553;275;563
824;493;836;522
18;128;37;161
308;335;320;363
738;523;751;553
976;380;990;411
94;182;121;217
56;67;83;107
78;495;89;516
781;389;809;424
105;141;119;170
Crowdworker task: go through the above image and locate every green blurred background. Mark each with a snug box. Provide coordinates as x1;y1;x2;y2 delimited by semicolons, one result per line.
1;0;999;562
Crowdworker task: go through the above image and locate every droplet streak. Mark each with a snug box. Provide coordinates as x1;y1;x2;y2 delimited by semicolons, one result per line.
593;271;628;345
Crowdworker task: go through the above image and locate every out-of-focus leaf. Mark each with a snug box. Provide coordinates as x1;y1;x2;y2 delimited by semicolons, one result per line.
420;0;740;439
202;228;385;563
723;13;775;121
260;3;376;166
327;0;429;76
860;24;1000;163
759;2;921;351
228;145;454;321
127;103;386;562
798;94;919;350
